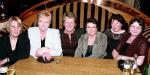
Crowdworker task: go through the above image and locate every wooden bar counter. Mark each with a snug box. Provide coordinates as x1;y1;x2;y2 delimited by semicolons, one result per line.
14;56;141;75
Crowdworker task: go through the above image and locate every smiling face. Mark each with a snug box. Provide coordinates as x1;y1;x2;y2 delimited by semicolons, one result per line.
9;20;22;37
129;21;142;36
64;17;75;32
38;16;51;32
86;22;97;36
111;19;122;32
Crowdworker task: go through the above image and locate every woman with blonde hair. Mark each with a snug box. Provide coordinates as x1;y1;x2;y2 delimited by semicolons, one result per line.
0;16;30;67
28;11;62;61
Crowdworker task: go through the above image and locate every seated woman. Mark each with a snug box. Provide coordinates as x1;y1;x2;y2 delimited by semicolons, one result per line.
104;14;128;59
0;16;30;67
60;12;85;57
74;18;107;58
28;11;62;61
112;17;149;72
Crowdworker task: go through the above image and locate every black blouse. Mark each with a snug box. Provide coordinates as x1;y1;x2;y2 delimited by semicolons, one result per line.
41;39;45;47
85;45;93;57
0;31;30;66
104;29;127;59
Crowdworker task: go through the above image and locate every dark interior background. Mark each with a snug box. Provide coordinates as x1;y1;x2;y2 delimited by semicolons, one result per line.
0;0;149;19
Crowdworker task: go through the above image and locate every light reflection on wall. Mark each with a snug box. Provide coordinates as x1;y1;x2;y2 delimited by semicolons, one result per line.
82;0;102;6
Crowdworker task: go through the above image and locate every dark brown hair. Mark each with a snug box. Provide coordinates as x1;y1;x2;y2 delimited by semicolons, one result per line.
86;18;99;28
129;17;145;32
108;14;128;32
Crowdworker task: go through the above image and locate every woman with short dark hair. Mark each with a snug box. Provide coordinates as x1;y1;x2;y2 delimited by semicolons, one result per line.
75;18;107;58
112;17;149;72
104;14;128;59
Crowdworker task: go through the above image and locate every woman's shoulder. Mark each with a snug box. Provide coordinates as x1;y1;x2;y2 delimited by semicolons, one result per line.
28;27;38;31
104;29;111;34
103;29;112;37
78;33;87;40
0;34;8;40
75;28;85;33
138;34;149;43
28;27;39;34
97;32;107;37
59;29;64;34
19;31;28;38
48;28;59;33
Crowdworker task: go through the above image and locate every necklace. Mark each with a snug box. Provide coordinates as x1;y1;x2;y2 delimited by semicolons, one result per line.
112;34;120;40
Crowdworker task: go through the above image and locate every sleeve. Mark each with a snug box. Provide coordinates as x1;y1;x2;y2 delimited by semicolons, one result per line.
138;38;149;56
49;30;62;56
115;37;124;52
9;31;30;63
103;29;109;35
90;33;107;58
74;35;84;57
18;31;30;59
28;27;39;58
0;37;8;60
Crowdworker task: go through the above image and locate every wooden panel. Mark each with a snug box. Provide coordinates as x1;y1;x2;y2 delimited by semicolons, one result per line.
23;14;37;27
66;3;70;12
73;2;77;19
87;3;91;18
94;6;99;21
80;2;84;28
100;8;106;32
107;12;112;28
59;6;63;29
52;9;56;28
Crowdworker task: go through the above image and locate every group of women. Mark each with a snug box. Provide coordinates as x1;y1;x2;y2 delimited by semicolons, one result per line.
0;11;148;73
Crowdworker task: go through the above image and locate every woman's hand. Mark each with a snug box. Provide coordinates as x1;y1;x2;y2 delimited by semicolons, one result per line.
35;47;51;57
42;53;53;61
0;58;8;67
112;49;119;60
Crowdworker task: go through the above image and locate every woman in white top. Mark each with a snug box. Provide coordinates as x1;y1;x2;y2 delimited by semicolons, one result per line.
28;11;62;61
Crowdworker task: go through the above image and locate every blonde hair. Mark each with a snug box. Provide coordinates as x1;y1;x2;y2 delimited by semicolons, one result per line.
63;12;76;24
33;11;52;26
37;11;51;20
6;16;23;33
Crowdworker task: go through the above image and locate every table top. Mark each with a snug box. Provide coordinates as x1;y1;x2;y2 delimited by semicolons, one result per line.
14;56;141;75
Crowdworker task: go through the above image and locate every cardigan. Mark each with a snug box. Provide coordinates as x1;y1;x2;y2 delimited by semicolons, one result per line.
0;31;30;66
59;28;85;56
75;32;107;58
115;34;149;72
28;27;62;58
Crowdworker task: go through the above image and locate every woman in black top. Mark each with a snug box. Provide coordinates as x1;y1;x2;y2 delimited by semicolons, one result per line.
0;16;30;67
104;14;128;59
